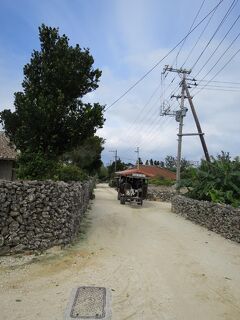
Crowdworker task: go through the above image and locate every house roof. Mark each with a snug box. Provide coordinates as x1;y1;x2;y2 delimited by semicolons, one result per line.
0;132;17;160
116;165;176;180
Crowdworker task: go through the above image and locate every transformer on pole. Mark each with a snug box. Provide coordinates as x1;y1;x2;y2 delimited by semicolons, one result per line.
160;65;210;190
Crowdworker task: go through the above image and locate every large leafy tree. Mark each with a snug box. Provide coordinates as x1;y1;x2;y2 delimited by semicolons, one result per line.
0;24;105;159
164;155;191;172
63;136;105;174
164;155;177;171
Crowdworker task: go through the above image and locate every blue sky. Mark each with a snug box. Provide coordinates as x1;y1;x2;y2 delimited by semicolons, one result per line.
0;0;240;164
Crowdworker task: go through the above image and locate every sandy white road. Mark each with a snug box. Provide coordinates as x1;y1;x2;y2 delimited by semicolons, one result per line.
0;183;240;320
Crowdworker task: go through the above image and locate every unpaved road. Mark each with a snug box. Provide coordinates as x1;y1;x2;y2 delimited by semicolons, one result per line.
0;183;240;320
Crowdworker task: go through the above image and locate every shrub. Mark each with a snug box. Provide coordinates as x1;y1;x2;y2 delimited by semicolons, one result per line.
181;152;240;207
17;152;58;180
16;151;89;182
109;179;118;188
149;176;175;187
55;164;88;182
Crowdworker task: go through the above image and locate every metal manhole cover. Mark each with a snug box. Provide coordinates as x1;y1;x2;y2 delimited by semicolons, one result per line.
65;286;112;320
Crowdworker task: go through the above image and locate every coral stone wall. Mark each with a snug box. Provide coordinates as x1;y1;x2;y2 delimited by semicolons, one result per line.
147;185;176;202
0;180;94;255
172;195;240;243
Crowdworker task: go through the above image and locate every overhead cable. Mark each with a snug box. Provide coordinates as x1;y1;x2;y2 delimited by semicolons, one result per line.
191;0;237;70
181;5;218;68
194;13;240;77
194;79;240;85
172;0;206;67
193;47;240;96
192;31;240;91
105;0;224;112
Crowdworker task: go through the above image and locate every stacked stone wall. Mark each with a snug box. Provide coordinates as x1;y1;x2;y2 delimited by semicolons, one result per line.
147;185;176;202
172;195;240;243
0;180;94;254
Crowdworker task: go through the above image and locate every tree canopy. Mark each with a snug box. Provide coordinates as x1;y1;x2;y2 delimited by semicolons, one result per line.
107;159;128;178
0;25;105;179
1;24;105;158
63;136;105;174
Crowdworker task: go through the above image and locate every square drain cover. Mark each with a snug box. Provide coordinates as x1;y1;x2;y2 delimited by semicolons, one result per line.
65;286;112;320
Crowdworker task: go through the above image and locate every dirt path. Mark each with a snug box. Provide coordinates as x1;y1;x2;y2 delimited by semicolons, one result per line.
0;183;240;320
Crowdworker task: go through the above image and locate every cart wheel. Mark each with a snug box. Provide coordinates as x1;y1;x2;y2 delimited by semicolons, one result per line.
120;196;125;205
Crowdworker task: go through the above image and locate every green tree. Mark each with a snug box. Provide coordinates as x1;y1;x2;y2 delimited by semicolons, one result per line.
98;165;108;181
0;25;105;178
145;160;149;165
164;155;176;171
160;161;165;167
180;157;192;172
150;159;153;166
107;159;127;178
164;155;191;172
63;136;104;174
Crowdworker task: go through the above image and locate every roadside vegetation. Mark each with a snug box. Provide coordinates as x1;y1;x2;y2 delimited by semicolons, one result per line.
181;152;240;207
100;153;240;209
0;25;105;181
149;177;175;187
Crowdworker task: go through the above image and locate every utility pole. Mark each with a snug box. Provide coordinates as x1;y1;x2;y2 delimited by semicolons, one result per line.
161;65;210;190
184;85;211;162
135;147;140;169
109;150;118;173
176;74;186;189
162;66;190;190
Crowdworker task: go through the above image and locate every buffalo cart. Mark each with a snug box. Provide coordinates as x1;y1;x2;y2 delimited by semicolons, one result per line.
116;173;148;206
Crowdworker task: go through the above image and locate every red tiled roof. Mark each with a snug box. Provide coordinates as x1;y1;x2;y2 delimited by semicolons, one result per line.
0;132;17;160
116;165;176;180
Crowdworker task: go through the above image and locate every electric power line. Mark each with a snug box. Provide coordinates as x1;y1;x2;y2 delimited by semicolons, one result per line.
192;32;240;93
172;0;206;67
194;79;240;85
196;87;240;92
105;0;224;112
191;0;238;71
123;76;179;146
181;3;219;68
194;13;240;77
193;46;240;96
197;84;240;89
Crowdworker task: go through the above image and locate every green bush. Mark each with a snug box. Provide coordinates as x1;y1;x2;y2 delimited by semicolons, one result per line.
55;164;88;182
149;176;175;187
180;152;240;207
16;152;58;180
16;152;88;182
109;179;118;188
